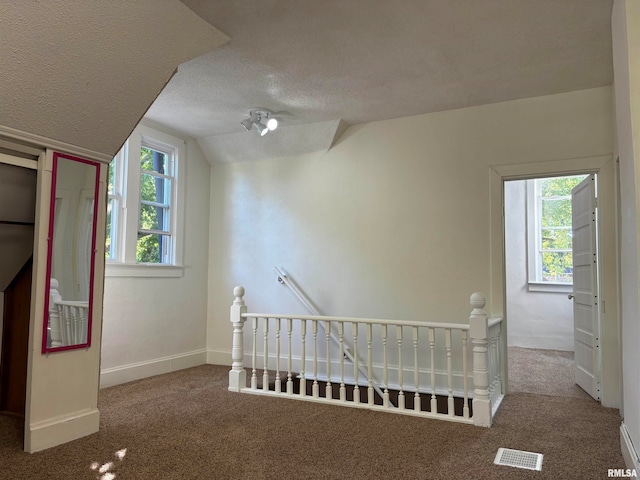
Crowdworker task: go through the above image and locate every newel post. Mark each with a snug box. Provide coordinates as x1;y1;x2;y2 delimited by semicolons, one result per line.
229;286;248;392
469;292;492;427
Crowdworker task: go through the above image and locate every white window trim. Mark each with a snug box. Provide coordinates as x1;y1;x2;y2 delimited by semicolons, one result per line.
106;124;186;278
525;179;572;293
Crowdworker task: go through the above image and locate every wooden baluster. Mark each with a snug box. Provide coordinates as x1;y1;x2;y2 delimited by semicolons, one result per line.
251;317;258;389
462;330;469;419
495;325;502;398
300;319;307;397
74;306;81;344
338;323;346;402
397;326;405;409
325;321;332;400
312;320;319;398
229;286;247;392
64;305;72;346
488;332;496;404
263;318;269;392
81;305;88;343
367;323;374;405
413;327;420;411
429;327;437;413
446;329;454;416
69;306;76;344
353;322;360;404
48;279;62;348
287;318;293;394
382;325;389;408
275;318;282;393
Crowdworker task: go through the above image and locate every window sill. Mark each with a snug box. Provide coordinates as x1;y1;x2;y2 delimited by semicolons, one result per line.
105;263;184;278
527;282;572;293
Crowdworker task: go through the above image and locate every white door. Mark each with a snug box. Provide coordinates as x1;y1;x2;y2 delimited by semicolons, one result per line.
571;174;600;401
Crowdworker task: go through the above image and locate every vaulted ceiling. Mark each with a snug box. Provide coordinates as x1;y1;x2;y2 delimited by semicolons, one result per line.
1;1;228;156
143;0;614;163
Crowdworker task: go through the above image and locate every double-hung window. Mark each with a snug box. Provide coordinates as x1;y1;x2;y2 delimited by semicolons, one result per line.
106;124;185;277
526;174;588;291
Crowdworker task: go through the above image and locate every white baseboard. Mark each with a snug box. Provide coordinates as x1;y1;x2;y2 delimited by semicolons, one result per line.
100;349;207;388
26;408;100;453
207;349;231;366
621;422;640;471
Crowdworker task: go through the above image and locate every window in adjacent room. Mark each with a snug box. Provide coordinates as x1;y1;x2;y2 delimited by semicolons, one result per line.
526;174;588;291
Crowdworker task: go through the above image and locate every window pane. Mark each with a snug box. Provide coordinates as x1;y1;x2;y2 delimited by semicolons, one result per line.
541;251;573;282
136;232;171;264
140;147;169;174
140;173;171;204
540;175;587;198
106;197;113;259
541;228;572;250
541;198;571;227
108;159;115;195
139;204;170;232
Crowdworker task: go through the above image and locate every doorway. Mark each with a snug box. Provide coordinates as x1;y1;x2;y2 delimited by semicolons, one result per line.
504;173;599;401
0;158;37;418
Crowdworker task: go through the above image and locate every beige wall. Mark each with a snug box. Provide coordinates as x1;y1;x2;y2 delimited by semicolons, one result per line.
207;86;613;362
25;149;108;453
100;122;211;387
613;0;640;469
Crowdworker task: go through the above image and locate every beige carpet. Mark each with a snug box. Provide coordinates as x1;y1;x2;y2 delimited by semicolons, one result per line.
508;346;593;400
0;364;624;479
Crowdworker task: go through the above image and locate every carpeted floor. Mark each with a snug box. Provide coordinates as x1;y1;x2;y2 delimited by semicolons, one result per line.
508;346;593;400
0;364;624;479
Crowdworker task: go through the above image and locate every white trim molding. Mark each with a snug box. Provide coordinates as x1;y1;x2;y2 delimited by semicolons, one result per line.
100;349;207;388
26;408;100;453
207;349;231;366
104;263;184;278
621;423;640;472
0;124;113;164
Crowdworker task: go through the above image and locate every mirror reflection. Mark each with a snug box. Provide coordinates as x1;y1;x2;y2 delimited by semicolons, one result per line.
43;153;100;353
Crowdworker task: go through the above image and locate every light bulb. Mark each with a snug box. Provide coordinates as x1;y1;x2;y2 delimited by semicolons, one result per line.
266;118;278;131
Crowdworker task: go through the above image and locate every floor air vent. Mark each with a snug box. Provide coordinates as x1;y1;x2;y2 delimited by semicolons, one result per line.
494;448;543;471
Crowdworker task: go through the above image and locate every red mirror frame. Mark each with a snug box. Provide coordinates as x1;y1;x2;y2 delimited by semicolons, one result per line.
42;152;100;353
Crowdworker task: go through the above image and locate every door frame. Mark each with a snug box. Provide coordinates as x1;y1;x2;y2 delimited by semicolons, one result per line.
0;153;38;415
489;154;621;408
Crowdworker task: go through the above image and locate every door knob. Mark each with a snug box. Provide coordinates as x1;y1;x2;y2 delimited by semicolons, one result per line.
568;294;575;300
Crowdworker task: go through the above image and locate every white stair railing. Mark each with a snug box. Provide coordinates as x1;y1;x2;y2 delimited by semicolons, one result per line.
48;278;89;347
273;267;390;406
229;286;501;427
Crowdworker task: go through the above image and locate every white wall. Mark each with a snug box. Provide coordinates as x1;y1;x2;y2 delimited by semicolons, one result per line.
612;0;640;470
207;86;613;363
100;122;211;387
504;180;574;351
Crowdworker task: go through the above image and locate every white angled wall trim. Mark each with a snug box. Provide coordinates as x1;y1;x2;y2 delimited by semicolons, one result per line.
100;349;207;388
27;408;100;453
621;423;640;472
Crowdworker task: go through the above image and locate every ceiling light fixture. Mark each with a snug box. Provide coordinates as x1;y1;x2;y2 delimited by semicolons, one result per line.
241;109;278;136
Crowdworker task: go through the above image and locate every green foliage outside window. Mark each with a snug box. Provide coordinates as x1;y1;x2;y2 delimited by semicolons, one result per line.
137;148;159;262
105;161;115;259
539;175;587;282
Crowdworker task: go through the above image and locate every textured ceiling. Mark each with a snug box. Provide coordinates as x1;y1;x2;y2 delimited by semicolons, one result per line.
143;0;614;163
0;0;229;156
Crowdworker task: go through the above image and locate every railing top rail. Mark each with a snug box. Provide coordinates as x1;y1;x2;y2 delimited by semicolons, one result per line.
487;317;503;328
241;312;470;330
55;300;89;307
